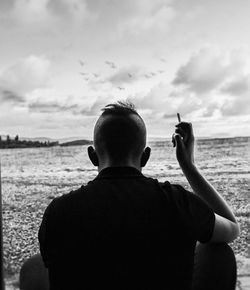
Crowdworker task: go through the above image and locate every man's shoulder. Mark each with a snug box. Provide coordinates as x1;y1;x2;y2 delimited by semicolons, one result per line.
48;185;86;211
157;181;207;209
159;181;192;196
48;179;105;208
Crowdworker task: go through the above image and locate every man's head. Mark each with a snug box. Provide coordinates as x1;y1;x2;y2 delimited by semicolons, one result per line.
88;101;151;170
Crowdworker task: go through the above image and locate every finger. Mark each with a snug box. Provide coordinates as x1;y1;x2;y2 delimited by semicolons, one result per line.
172;133;176;147
175;127;185;138
175;127;189;144
87;145;94;153
174;133;185;151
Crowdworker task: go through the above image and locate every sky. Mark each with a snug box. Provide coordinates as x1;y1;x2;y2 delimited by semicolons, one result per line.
0;0;250;140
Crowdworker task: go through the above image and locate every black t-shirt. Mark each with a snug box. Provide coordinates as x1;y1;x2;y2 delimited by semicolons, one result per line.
39;167;215;290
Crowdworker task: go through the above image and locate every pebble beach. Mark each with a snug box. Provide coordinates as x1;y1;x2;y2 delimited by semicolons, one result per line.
2;138;250;289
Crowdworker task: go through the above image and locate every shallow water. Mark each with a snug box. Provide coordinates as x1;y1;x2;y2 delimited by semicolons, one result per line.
1;137;250;279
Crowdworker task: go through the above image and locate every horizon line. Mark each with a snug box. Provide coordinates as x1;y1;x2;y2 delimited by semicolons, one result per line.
0;134;249;142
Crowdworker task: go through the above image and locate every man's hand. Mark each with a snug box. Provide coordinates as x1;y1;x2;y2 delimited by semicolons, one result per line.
173;122;195;169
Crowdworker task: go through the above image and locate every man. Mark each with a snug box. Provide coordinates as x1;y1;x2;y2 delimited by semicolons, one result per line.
24;101;239;289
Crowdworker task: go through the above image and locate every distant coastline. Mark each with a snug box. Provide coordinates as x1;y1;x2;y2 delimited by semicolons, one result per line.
0;135;59;149
0;135;93;149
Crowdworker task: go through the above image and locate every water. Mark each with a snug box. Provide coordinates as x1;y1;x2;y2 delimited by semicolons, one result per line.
1;137;250;281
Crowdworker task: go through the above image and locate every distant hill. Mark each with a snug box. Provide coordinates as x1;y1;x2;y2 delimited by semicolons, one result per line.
60;139;93;147
19;136;55;142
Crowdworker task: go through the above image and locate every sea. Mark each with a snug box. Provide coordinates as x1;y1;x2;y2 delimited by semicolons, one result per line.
1;137;250;287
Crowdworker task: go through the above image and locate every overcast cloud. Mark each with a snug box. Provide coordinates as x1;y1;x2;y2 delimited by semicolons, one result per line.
0;89;25;104
171;47;250;118
0;55;51;96
0;0;250;138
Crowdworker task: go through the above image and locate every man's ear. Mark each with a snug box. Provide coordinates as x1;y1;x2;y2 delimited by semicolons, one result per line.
140;146;151;167
87;146;99;166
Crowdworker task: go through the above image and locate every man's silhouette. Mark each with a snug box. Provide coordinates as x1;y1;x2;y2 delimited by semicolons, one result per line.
21;101;239;290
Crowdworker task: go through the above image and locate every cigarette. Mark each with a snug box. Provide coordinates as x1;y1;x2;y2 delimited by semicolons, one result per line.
177;113;181;123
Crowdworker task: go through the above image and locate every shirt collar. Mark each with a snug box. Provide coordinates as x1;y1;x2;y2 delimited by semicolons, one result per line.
95;166;144;179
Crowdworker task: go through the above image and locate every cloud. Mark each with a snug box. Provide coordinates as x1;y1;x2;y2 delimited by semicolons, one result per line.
80;95;116;116
129;83;201;119
172;47;229;93
106;66;143;86
0;89;25;104
55;0;175;36
79;46;250;122
28;101;79;114
1;0;92;27
85;0;174;22
220;75;250;96
219;74;250;116
7;0;175;29
0;0;176;55
0;0;15;12
0;55;51;95
118;2;175;36
28;94;115;117
12;0;51;23
124;47;250;121
220;97;250;116
172;46;250;117
49;0;88;16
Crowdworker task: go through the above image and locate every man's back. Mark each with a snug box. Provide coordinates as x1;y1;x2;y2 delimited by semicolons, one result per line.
39;167;214;290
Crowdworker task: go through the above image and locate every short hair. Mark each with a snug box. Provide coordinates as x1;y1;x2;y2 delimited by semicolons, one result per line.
101;101;138;116
94;101;146;161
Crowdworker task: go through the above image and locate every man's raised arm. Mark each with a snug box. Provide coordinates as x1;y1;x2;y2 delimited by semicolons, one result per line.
173;122;240;243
